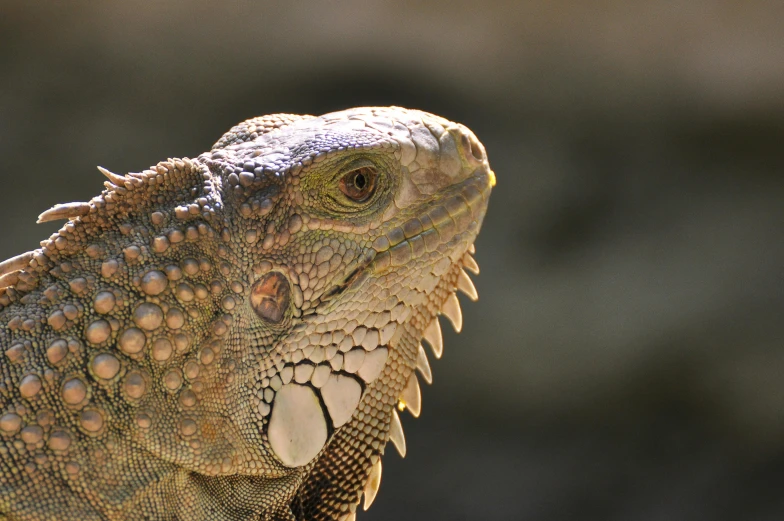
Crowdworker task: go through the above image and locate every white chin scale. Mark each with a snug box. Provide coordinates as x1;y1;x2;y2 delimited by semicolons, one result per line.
267;383;329;467
267;348;387;468
267;374;364;468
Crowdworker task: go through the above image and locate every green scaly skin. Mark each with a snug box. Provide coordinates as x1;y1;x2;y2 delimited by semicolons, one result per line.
0;107;494;520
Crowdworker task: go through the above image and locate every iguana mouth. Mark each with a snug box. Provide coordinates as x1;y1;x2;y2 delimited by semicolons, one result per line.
322;264;366;300
320;169;490;303
369;170;492;273
321;256;373;302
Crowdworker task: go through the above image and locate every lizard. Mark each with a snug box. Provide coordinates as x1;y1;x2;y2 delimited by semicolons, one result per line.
0;106;495;521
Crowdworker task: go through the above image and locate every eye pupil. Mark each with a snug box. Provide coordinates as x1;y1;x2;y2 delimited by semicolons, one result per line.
340;166;377;202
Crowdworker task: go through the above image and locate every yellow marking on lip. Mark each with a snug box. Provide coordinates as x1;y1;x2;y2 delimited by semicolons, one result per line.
488;169;497;187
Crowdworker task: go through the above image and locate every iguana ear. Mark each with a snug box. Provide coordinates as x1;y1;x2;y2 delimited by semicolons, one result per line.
212;114;315;149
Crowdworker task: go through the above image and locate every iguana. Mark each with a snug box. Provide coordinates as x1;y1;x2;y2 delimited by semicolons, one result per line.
0;107;494;520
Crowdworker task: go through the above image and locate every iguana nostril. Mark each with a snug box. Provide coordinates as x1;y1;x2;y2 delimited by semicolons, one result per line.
250;272;291;323
468;133;484;161
458;130;484;164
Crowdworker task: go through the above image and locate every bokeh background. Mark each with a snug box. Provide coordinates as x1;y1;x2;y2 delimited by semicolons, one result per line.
2;2;783;519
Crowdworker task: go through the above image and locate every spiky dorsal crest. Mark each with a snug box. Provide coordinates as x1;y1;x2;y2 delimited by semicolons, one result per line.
0;159;219;303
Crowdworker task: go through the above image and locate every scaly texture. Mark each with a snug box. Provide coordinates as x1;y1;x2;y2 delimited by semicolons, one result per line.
0;107;494;520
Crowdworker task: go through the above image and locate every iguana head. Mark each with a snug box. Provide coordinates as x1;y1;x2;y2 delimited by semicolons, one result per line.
206;107;493;473
0;106;493;519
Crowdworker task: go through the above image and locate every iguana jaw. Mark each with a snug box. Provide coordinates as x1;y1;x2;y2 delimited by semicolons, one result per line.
369;169;491;275
313;170;491;519
263;149;492;474
320;168;491;302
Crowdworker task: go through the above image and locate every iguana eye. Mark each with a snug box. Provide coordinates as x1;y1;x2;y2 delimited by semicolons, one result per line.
339;166;377;202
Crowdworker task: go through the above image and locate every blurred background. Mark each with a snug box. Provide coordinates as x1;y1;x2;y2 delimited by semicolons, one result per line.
1;1;783;519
